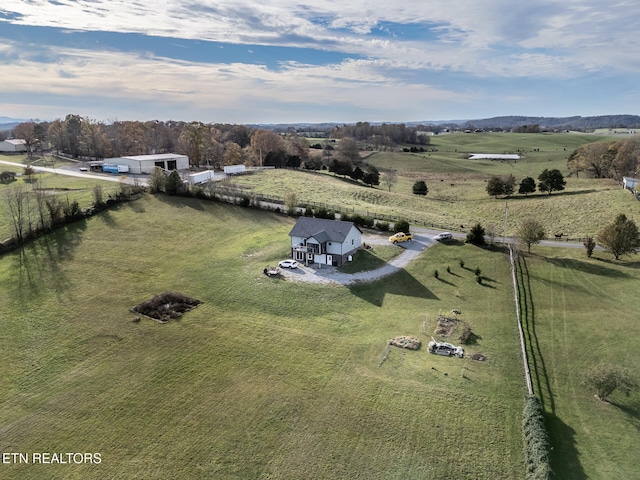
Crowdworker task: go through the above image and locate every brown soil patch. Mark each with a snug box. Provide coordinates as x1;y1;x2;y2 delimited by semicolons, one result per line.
470;353;487;362
435;315;459;337
388;336;421;350
131;291;201;323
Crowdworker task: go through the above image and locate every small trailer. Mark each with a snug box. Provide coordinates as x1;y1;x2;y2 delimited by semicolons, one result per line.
102;164;129;174
188;170;215;185
223;164;246;175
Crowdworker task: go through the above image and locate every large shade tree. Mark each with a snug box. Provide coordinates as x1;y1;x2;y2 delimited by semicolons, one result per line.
597;213;640;260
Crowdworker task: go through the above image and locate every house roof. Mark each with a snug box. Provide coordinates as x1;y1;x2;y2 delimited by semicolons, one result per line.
289;217;361;243
3;139;27;145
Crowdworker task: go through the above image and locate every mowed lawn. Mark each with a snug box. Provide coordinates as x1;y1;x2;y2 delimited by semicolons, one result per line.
515;247;640;479
0;195;525;479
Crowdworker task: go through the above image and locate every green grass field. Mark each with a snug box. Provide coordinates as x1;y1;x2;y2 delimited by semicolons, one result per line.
0;195;525;479
514;248;640;479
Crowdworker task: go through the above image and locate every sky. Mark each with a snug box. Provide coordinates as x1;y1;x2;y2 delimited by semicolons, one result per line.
0;0;639;124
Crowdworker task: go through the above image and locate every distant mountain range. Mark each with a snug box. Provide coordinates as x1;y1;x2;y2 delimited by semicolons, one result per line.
3;114;640;132
256;115;640;131
452;115;640;130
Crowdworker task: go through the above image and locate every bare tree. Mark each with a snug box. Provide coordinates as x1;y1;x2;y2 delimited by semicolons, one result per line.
4;186;30;242
250;129;285;167
381;169;398;192
13;122;38;157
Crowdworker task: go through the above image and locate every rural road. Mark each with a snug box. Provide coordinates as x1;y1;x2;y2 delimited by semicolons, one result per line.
0;159;148;185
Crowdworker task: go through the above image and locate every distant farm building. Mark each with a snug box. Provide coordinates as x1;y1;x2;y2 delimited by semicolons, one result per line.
0;139;27;152
468;153;520;160
102;154;189;174
289;217;362;267
622;177;638;191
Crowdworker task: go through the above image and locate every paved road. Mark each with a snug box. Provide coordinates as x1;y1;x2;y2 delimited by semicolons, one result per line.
0;159;148;185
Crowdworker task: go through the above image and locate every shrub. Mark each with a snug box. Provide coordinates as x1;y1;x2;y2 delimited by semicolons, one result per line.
412;180;428;196
92;184;105;208
433;269;439;279
394;218;410;233
474;267;481;276
476;275;482;284
582;363;638;401
375;221;390;232
583;236;596;257
446;266;451;274
459;259;465;268
522;395;551;480
466;223;486;246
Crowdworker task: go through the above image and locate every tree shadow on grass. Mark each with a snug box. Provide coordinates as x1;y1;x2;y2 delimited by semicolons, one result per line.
546;413;586;480
436;277;456;287
348;269;438;306
542;256;632;278
14;220;86;298
155;193;206;210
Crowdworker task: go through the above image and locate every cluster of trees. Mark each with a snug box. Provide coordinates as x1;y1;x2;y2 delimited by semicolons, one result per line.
329;122;431;146
1;174;144;251
7;116;312;170
487;169;566;198
567;137;640;180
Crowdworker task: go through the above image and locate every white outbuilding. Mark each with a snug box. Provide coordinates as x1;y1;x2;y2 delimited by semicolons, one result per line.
0;139;28;152
105;153;189;174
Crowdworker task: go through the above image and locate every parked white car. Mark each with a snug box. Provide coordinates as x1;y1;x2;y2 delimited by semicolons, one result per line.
428;340;464;358
278;260;299;269
434;232;453;241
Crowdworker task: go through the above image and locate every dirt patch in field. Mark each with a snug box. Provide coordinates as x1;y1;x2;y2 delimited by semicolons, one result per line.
388;336;421;350
470;353;487;362
131;291;201;323
435;315;459;337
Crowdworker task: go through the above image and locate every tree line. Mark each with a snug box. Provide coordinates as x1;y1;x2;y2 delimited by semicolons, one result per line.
486;169;566;198
567;137;640;180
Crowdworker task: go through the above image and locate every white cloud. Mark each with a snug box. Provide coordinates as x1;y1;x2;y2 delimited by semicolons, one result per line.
0;42;470;122
3;0;640;79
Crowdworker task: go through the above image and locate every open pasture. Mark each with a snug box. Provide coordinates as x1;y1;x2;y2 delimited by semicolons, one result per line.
0;195;525;479
514;247;640;479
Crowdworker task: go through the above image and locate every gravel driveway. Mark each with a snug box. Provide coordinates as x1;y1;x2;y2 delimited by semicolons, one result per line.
280;233;434;285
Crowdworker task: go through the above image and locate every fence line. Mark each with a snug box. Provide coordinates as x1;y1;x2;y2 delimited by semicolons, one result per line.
509;245;534;396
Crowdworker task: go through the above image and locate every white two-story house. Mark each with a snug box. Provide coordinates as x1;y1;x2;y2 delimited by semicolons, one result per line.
288;217;362;267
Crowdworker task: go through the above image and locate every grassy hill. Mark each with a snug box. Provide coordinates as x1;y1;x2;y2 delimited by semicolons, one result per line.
225;133;637;238
0;195;525;479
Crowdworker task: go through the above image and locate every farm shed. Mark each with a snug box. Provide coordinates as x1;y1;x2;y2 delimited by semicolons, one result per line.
622;176;638;191
289;217;362;267
105;153;189;174
0;139;27;152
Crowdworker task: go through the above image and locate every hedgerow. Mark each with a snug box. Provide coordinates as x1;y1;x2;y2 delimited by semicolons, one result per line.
522;395;552;480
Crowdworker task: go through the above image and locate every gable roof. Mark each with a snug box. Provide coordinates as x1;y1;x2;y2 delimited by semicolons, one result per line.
289;217;361;243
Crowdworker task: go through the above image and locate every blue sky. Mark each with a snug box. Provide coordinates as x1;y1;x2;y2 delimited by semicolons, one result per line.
0;0;639;124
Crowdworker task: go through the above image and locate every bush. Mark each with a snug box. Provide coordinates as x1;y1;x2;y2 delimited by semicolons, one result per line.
314;207;334;219
412;180;428;196
375;221;390;232
433;269;439;279
474;267;481;276
522;395;551;480
582;363;638;401
466;223;486;246
394;219;410;233
459;259;465;268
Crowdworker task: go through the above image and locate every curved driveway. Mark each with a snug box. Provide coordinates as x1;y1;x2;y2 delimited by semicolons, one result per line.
280;227;587;286
280;232;434;286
